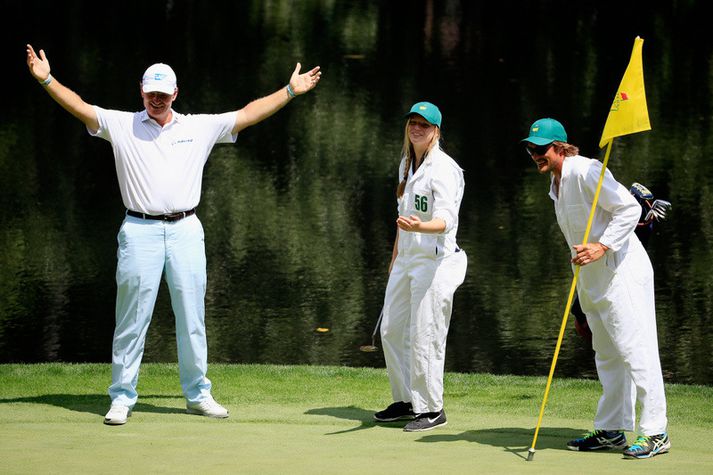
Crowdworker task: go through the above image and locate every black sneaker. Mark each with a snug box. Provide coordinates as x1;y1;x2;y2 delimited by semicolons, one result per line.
373;402;416;422
403;409;447;432
623;433;671;459
567;430;627;451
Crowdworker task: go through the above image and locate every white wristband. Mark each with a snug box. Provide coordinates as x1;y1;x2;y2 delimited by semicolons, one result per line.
40;74;53;86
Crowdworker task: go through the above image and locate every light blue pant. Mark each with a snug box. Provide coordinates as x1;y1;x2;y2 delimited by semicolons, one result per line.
109;214;212;407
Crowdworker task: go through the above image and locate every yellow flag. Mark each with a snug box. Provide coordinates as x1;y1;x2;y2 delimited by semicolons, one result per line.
599;36;651;148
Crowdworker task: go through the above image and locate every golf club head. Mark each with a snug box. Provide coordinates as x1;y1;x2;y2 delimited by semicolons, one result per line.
645;199;672;222
359;345;379;353
630;182;654;201
359;309;384;353
630;182;656;223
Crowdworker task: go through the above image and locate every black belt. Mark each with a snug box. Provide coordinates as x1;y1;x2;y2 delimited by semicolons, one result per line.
126;208;196;222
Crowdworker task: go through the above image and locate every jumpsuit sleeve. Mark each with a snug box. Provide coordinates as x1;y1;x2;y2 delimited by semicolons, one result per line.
431;163;462;233
583;161;640;252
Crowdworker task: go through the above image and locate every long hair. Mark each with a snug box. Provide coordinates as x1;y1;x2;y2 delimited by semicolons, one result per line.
552;141;579;157
396;122;441;198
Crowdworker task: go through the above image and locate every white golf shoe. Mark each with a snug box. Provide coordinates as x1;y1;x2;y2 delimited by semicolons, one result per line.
104;405;131;425
186;396;229;418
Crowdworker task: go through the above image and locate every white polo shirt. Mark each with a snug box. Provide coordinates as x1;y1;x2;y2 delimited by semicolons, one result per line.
89;106;238;215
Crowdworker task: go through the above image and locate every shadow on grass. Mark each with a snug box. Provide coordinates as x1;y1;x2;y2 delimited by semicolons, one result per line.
416;427;589;460
304;407;593;459
0;394;184;417
305;406;408;435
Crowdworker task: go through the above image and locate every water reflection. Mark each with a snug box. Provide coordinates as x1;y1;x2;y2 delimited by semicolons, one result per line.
1;0;712;385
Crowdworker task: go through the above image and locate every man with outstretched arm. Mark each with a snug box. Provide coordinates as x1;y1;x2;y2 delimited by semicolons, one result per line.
26;44;321;425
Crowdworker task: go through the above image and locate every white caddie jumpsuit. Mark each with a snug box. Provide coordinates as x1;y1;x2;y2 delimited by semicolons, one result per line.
381;146;467;414
551;155;667;436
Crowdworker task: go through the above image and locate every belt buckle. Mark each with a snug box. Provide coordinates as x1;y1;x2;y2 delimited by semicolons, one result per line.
165;211;186;222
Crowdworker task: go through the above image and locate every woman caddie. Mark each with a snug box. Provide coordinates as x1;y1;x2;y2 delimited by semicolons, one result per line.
373;102;467;432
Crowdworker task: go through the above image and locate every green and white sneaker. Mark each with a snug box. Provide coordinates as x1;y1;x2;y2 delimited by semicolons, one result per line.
623;433;671;459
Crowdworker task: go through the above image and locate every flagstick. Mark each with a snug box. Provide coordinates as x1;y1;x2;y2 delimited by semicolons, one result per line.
527;140;615;462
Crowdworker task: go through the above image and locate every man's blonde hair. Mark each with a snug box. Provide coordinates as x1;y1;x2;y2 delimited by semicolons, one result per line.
552;141;579;157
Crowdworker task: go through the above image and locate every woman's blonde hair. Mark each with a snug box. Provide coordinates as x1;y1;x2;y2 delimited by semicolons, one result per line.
396;120;441;198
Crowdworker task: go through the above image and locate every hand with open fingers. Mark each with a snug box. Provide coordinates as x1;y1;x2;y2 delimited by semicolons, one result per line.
289;63;321;95
396;214;422;232
26;44;51;82
572;242;608;266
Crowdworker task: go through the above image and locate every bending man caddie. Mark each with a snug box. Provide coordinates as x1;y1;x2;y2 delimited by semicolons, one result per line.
523;118;669;459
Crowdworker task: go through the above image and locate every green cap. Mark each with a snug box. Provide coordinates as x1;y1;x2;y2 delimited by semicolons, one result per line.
522;118;567;145
406;102;442;128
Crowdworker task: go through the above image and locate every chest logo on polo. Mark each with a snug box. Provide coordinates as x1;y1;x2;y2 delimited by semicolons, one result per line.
414;194;428;212
172;138;194;146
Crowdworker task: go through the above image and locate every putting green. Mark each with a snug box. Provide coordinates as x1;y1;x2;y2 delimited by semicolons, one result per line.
1;364;710;474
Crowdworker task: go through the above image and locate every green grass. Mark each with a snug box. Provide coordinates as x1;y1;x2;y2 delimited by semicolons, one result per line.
1;364;712;474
